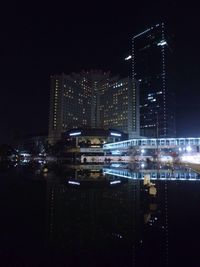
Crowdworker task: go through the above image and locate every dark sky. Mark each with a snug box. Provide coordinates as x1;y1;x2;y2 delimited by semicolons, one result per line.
0;1;199;144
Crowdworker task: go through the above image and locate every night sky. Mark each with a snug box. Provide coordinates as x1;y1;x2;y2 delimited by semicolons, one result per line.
0;1;199;144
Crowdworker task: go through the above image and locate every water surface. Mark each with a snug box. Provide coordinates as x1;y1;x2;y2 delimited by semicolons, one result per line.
0;164;200;266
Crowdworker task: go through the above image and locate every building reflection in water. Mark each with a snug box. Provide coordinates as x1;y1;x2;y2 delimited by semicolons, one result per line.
45;167;171;266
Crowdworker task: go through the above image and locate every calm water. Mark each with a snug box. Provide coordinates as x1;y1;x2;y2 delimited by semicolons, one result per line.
1;164;200;267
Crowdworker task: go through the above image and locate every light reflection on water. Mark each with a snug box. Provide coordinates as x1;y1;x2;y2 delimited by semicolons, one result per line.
103;167;200;180
1;163;200;266
58;163;200;183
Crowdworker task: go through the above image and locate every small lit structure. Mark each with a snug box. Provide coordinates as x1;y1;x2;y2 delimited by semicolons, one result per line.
60;128;127;162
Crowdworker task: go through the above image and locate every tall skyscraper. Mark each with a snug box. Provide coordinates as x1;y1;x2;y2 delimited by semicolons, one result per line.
132;23;176;138
48;70;139;144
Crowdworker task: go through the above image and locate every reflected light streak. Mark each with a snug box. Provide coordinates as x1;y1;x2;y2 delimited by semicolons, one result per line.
68;181;80;185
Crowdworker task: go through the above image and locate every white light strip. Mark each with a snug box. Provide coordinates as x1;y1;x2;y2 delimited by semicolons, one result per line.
110;132;121;137
68;181;80;185
133;28;151;39
125;55;132;61
110;180;121;185
69;132;81;136
104;172;135;179
157;40;167;46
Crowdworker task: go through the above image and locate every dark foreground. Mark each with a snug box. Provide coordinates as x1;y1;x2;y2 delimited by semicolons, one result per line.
0;164;200;267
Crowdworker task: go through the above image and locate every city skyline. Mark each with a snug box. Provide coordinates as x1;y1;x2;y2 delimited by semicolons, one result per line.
0;2;199;144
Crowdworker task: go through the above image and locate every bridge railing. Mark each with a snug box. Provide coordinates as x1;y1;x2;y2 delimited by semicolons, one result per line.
103;137;200;150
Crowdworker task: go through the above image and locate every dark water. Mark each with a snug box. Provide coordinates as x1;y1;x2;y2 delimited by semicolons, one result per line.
1;165;200;266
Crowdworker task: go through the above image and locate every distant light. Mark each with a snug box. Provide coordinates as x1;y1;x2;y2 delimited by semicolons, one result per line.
110;180;121;185
43;168;48;173
157;40;167;46
20;153;30;157
179;147;182;151
186;146;192;152
68;181;80;185
141;163;145;168
69;132;81;136
111;132;121;137
125;55;132;61
22;159;29;163
141;149;145;154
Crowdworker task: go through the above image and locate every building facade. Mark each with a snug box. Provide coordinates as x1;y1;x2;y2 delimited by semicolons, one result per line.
99;77;139;137
132;23;176;138
48;70;139;144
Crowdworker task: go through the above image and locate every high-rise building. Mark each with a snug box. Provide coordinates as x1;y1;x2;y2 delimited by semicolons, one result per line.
100;77;139;137
48;70;139;144
132;23;176;138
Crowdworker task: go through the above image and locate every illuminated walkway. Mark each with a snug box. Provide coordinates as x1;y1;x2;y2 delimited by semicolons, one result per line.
103;137;200;151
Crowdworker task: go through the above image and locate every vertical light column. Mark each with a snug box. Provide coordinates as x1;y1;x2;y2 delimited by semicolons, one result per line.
132;37;136;133
53;79;59;129
130;36;140;138
161;22;167;136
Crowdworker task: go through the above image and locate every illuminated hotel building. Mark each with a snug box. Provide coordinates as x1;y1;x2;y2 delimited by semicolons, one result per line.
48;71;139;144
132;23;176;138
100;77;139;137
